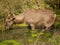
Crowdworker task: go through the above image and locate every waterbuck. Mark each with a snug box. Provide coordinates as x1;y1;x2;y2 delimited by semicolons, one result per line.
5;9;56;30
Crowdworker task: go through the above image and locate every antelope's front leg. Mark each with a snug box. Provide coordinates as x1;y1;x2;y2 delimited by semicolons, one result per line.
30;24;35;30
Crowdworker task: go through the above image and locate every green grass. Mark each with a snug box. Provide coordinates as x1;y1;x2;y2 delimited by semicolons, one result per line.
14;24;28;27
0;40;23;45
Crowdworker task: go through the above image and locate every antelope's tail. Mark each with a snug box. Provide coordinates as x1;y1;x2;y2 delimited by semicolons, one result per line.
54;14;57;21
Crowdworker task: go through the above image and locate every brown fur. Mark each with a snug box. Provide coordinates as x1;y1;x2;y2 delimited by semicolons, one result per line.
5;9;56;30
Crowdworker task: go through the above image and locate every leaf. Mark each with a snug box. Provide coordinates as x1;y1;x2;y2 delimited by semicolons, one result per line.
31;33;37;38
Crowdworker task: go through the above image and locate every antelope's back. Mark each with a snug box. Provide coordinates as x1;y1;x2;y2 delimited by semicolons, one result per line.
24;9;56;24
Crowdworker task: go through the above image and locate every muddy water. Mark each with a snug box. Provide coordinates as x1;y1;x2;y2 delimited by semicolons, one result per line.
0;27;60;45
0;24;60;45
0;19;33;45
0;26;34;45
0;28;30;40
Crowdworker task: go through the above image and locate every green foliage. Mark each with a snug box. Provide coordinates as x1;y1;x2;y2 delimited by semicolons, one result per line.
0;0;53;17
56;22;60;28
56;10;60;15
0;40;23;45
47;35;60;45
14;24;28;27
31;30;38;38
28;38;35;43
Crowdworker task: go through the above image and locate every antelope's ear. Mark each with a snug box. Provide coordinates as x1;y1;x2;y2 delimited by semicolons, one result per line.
12;14;15;19
11;14;15;20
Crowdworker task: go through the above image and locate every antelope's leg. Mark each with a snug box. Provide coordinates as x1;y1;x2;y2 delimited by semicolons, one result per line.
30;24;35;30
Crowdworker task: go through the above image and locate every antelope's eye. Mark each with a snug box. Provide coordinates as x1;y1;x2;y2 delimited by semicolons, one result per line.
8;21;11;23
11;17;15;21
